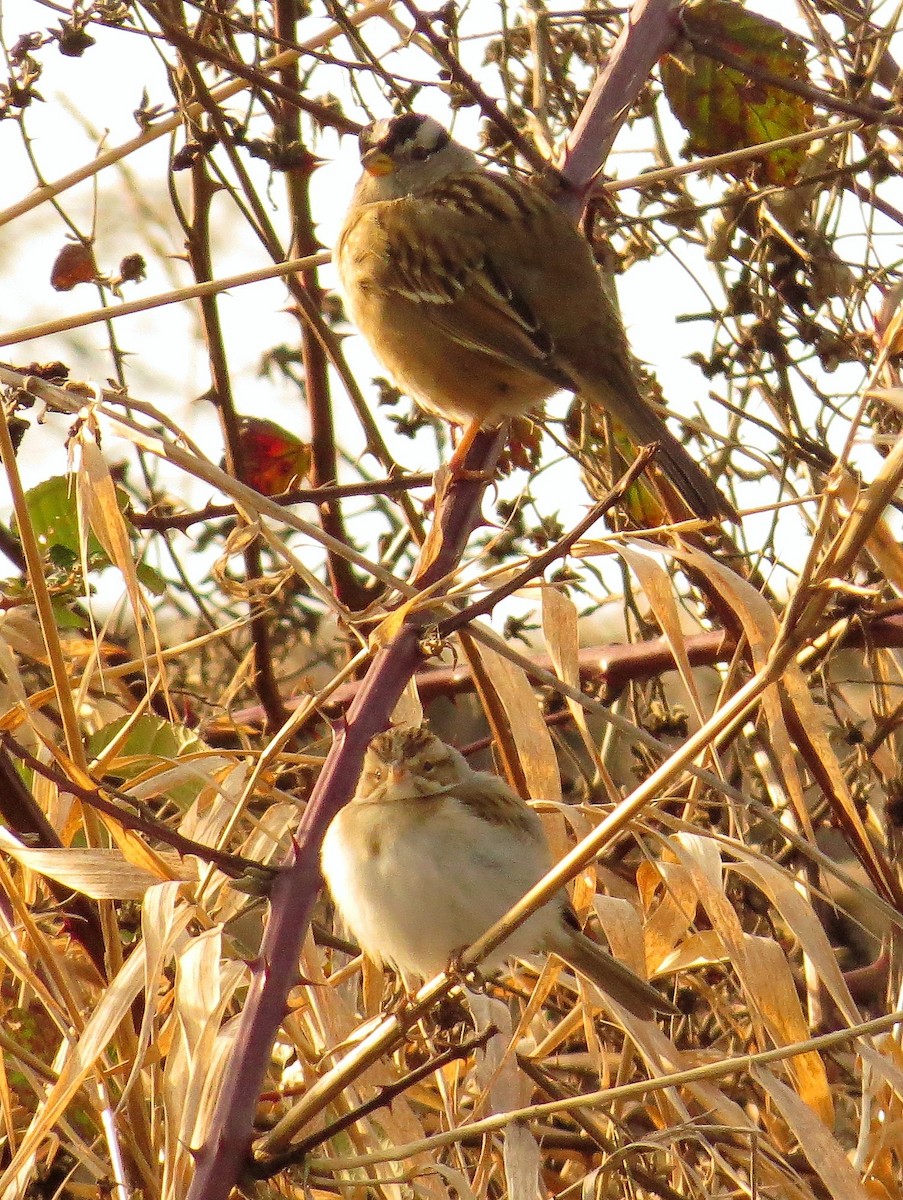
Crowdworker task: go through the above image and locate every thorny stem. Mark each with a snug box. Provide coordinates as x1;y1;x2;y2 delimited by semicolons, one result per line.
127;472;434;530
399;0;551;176
1;733;272;883
275;0;372;612
0;1;394;230
298;1011;903;1172
185;430;505;1200
0;746;107;977
187;3;710;1192
250;1028;497;1177
180;94;287;728
137;2;362;136
230;628;734;728
437;446;655;639
562;0;682;209
142;2;424;564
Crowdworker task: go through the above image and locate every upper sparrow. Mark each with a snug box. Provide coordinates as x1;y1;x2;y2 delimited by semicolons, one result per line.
337;112;735;522
320;725;676;1018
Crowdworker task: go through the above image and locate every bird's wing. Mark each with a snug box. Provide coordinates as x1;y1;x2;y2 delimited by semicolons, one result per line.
451;773;544;840
352;176;575;390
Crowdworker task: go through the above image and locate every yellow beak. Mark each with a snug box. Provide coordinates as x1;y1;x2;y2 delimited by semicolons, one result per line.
361;149;396;177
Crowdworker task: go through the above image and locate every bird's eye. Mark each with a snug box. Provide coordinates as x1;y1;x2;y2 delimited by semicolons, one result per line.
421;760;435;773
371;768;383;782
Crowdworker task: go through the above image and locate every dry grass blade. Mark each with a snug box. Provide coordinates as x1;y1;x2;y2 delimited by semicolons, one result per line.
463;635;561;799
729;856;861;1023
0;945;145;1194
541;587;606;778
675;542;814;833
668;834;831;1119
162;929;249;1199
619;541;707;723
0;827;185;899
754;1067;871;1200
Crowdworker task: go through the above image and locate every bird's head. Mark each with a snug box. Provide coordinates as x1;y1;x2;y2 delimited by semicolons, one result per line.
355;113;478;197
356;725;469;803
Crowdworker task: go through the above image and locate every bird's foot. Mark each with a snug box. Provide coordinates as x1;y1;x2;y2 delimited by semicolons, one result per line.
387;981;416;1019
445;947;488;991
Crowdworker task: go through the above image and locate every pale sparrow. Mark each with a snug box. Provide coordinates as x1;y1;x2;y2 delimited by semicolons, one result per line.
320;725;677;1018
337;113;735;522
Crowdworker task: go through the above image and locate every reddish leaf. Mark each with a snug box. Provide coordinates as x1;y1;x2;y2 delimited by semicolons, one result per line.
661;0;813;184
50;240;98;291
233;416;311;495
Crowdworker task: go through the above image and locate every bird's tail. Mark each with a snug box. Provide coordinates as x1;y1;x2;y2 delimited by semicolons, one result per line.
552;927;679;1020
572;383;737;523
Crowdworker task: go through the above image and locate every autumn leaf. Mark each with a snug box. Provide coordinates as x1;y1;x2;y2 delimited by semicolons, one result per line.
661;0;813;184
49;240;98;291
231;416;311;495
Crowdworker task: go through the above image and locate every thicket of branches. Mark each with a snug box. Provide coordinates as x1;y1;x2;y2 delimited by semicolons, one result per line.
0;0;902;1197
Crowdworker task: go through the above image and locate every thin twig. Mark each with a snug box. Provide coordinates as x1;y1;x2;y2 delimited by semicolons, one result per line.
302;1011;903;1170
437;446;656;638
274;0;372;611
0;1;394;230
0;746;107;977
2;733;271;883
517;1056;689;1200
127;473;434;530
398;0;552;176
0;252;329;349
249;1028;497;1178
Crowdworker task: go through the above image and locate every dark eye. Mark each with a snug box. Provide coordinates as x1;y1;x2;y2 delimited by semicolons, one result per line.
370;767;383;782
421;760;435;773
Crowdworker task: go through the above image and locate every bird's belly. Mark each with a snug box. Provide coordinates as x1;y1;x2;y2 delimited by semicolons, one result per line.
347;289;554;427
323;803;560;980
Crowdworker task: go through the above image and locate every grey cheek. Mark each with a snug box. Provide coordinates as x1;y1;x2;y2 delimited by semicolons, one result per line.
473;848;507;874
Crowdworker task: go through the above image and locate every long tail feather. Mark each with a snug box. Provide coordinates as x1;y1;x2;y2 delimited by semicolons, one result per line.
550;926;679;1019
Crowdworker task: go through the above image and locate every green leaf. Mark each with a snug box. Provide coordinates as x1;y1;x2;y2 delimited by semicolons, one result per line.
18;475;106;561
88;714;204;764
50;600;88;629
661;0;813;184
136;562;167;596
19;474;168;595
87;715;209;810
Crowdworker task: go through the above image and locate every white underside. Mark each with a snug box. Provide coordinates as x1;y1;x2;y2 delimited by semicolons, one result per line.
321;795;564;980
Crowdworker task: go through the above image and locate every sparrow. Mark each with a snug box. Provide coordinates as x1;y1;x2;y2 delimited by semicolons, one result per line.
336;112;735;522
320;725;677;1018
